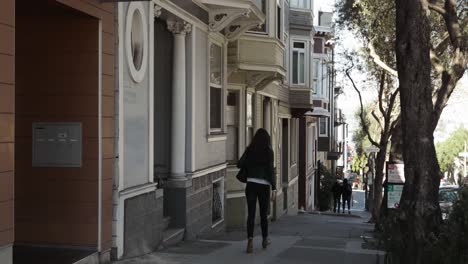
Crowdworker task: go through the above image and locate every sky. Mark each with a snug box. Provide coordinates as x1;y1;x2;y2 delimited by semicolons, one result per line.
313;0;468;144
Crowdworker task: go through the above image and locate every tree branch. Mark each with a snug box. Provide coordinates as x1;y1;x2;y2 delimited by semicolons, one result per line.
378;71;387;120
444;0;462;49
434;33;450;56
371;110;384;131
386;88;400;124
430;49;445;75
368;42;398;77
428;2;447;15
345;66;380;148
390;115;401;136
432;61;465;131
432;0;467;131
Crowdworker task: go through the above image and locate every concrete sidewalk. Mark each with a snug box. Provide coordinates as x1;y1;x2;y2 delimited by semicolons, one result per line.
114;212;384;264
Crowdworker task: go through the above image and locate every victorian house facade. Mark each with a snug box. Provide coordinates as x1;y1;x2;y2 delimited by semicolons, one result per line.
0;1;339;263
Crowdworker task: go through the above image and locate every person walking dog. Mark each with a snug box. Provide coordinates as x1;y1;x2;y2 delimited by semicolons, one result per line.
237;128;277;254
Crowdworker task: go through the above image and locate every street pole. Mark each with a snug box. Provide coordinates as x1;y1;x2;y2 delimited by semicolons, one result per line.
459;141;468;178
464;142;466;178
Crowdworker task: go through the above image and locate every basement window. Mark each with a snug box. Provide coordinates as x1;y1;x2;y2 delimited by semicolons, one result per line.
212;179;224;225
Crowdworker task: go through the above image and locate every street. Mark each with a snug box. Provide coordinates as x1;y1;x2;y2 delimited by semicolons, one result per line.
115;210;383;264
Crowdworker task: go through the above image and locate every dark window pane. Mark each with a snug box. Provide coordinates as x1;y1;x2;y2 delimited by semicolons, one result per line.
320;118;327;135
227;92;237;106
227;126;238;163
277;6;281;39
294;42;305;49
210;87;222;129
293;51;298;84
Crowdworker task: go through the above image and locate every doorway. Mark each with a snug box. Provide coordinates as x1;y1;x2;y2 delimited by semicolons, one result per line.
153;18;173;186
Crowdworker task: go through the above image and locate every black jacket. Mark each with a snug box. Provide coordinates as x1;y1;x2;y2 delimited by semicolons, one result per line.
237;146;276;191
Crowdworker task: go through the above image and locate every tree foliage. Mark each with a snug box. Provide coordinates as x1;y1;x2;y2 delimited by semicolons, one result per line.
436;127;468;174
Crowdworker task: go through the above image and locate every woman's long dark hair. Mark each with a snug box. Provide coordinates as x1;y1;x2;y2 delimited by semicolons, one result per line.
247;128;272;164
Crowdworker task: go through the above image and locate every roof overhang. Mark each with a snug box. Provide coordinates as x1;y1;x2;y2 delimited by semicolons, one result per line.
291;108;313;118
314;25;333;38
305;107;330;117
197;0;265;41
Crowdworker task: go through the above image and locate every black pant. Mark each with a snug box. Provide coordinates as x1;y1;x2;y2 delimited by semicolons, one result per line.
333;195;341;212
342;195;351;211
246;182;270;239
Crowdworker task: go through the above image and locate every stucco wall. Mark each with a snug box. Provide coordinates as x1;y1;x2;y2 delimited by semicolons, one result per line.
121;2;151;188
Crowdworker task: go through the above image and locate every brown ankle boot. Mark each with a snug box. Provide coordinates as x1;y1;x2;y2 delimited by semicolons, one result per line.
262;237;271;249
246;238;253;253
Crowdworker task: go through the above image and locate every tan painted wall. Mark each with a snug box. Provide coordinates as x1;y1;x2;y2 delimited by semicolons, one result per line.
0;0;15;249
14;0;114;250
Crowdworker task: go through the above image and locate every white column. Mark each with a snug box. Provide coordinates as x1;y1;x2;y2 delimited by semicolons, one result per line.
167;20;192;177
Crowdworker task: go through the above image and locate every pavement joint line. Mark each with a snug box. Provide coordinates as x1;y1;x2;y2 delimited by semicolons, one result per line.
198;239;236;244
291;245;344;252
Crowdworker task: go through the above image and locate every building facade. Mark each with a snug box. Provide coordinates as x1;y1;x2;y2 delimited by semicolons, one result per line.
113;0;265;260
0;1;340;263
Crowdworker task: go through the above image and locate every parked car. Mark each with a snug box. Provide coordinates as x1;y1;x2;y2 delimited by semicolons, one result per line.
439;186;459;220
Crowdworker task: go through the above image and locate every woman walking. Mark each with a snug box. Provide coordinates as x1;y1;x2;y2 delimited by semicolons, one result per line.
237;128;277;254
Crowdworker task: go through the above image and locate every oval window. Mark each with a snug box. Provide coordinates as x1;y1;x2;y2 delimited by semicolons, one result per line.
126;3;148;83
131;9;144;71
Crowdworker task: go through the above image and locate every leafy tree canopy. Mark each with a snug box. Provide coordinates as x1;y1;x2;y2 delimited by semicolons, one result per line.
436;127;468;173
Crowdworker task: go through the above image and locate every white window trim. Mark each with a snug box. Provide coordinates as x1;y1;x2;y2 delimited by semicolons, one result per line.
291;40;308;86
276;0;284;42
290;118;298;166
225;89;242;163
125;2;148;83
307;123;316;169
319;117;328;137
208;36;226;135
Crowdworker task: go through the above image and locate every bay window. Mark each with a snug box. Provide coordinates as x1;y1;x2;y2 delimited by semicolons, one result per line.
312;58;320;92
292;41;306;85
322;62;327;97
319;117;328;137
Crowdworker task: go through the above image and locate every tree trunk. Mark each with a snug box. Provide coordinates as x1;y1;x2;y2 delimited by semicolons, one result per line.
390;119;403;163
372;145;387;224
380;119;403;223
395;1;441;263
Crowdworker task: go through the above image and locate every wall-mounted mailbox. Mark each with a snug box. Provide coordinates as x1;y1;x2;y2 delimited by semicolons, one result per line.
32;122;82;167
